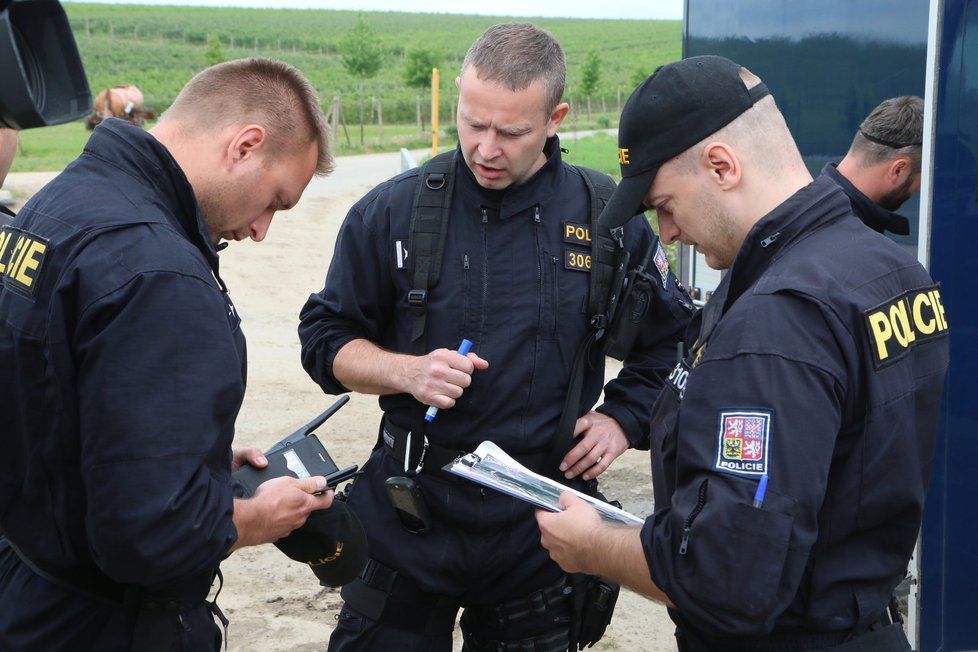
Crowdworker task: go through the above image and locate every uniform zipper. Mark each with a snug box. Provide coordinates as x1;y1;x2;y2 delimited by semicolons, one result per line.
480;208;489;340
679;478;709;555
549;255;558;337
532;206;549;336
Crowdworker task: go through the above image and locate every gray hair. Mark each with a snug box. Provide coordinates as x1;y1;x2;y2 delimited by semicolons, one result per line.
461;22;565;114
161;57;333;175
851;95;923;169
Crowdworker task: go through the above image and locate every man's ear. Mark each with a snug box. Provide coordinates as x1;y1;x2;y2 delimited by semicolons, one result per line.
702;141;741;190
224;124;266;169
887;156;912;186
546;102;570;137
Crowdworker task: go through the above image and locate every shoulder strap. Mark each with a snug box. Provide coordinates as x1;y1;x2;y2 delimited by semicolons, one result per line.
406;151;456;356
573;166;620;334
546;166;621;480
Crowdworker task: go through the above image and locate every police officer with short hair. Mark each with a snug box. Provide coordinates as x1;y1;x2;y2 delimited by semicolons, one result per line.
538;56;948;651
0;58;335;651
820;95;924;235
299;22;692;652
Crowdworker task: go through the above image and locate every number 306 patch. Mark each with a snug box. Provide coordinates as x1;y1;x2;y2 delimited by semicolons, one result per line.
564;248;591;272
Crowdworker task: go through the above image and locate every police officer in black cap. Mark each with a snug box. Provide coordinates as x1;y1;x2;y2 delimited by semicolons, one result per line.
538;56;949;651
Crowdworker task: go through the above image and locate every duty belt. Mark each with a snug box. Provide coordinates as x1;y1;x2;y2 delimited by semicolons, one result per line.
5;537;131;605
672;600;906;652
381;418;552;478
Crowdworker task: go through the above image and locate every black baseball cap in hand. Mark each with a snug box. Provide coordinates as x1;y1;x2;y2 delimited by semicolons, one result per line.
600;55;771;228
273;501;367;587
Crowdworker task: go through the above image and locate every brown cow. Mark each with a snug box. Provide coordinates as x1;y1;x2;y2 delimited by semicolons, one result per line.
86;84;155;130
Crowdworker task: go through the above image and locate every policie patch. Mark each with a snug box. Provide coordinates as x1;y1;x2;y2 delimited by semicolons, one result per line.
864;284;948;369
562;221;591;246
0;225;49;300
714;410;771;477
563;222;592;272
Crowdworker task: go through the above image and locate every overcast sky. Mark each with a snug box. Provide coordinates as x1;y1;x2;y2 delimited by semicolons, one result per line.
60;0;684;20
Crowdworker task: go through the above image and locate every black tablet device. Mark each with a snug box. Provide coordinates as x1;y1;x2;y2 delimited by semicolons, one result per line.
234;434;357;497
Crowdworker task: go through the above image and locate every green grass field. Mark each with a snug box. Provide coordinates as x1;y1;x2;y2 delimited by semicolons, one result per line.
65;4;680;119
8;4;679;172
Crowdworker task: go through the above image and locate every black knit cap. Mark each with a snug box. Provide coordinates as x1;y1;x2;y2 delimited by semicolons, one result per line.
599;55;771;227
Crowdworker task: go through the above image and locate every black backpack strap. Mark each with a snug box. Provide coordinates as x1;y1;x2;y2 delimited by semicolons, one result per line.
401;151;457;461
574;166;620;338
407;151;456;356
546;166;619;479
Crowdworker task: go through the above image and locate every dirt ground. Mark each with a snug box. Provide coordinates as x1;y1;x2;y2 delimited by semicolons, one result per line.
4;147;676;651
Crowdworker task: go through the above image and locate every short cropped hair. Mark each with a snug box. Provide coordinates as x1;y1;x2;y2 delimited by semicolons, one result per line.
851;95;923;169
162;58;333;175
461;22;566;114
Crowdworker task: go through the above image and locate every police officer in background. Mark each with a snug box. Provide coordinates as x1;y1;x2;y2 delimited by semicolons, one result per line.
820;95;924;236
537;56;948;651
299;22;691;652
0;58;335;651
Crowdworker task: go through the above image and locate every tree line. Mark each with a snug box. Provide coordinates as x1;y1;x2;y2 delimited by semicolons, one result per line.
66;4;681;148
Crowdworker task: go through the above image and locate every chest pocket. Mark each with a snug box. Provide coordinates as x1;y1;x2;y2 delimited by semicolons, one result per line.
537;248;559;341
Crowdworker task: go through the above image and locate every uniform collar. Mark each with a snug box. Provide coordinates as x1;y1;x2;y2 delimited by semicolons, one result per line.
714;175;852;315
86;119;220;271
455;135;564;219
820;162;910;236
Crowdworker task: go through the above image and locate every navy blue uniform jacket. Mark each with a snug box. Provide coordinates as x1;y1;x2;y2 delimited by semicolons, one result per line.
299;138;692;598
643;176;949;641
0;119;244;650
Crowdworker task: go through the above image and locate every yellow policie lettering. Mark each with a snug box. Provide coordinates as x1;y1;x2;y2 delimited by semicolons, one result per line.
308;542;345;566
564;224;591;243
13;240;47;287
866;287;948;366
618;148;630;165
0;227;50;296
0;228;11;274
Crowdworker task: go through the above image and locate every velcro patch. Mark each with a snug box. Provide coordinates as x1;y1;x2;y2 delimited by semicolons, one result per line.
564;248;591;272
0;225;49;300
393;239;409;270
714;410;771;477
864;284;948;369
653;243;670;289
562;222;591;246
666;358;690;399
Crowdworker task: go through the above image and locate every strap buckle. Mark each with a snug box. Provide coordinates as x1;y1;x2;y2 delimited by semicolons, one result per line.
407;289;427;307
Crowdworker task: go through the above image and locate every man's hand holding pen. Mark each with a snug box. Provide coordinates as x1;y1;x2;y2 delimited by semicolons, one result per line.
406;340;488;414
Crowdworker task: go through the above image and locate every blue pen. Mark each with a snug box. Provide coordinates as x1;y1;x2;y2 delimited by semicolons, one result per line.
424;338;473;422
752;474;769;508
